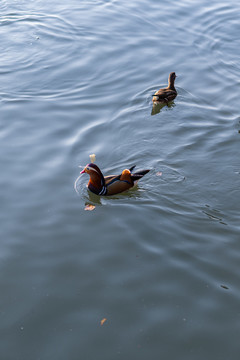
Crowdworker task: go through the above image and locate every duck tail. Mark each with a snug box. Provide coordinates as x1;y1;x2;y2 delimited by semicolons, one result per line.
131;169;150;181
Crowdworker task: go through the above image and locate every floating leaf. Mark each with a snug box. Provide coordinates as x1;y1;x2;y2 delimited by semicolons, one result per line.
100;318;107;326
84;204;95;211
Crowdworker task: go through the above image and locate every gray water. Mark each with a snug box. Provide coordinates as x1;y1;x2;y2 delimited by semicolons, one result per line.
1;0;240;359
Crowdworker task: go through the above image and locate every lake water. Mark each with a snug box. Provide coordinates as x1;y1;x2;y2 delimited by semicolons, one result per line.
1;0;240;359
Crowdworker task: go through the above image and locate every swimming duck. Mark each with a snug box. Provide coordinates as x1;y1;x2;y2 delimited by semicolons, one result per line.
152;72;177;103
80;163;150;196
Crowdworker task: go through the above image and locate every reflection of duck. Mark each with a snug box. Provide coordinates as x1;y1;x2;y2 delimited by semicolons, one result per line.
151;100;175;116
152;72;177;104
80;163;150;196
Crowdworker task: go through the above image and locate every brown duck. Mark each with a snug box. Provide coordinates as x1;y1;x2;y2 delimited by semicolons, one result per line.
80;163;150;196
152;72;177;103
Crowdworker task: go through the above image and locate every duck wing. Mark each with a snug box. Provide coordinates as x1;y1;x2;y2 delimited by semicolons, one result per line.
104;165;135;185
104;174;121;185
153;88;177;101
104;167;149;195
104;175;133;195
104;165;136;185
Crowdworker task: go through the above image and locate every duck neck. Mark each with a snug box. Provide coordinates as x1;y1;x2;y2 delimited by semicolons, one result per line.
88;171;105;193
168;79;176;91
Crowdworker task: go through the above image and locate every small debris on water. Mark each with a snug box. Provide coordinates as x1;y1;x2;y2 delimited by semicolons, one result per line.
100;318;107;326
84;204;95;211
220;285;229;290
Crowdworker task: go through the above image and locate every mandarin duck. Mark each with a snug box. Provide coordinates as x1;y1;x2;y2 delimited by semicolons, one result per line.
152;72;177;104
80;163;150;196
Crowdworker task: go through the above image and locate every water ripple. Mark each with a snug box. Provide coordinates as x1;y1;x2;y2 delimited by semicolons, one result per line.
0;11;89;99
192;3;240;78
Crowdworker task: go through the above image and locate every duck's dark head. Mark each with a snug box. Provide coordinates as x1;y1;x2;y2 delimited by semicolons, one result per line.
80;163;101;175
80;163;105;193
168;72;177;88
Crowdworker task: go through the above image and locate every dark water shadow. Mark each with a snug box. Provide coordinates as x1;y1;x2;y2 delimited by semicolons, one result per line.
151;100;176;116
85;185;145;206
202;204;228;226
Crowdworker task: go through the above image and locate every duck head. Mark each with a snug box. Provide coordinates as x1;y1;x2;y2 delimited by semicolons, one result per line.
80;163;105;194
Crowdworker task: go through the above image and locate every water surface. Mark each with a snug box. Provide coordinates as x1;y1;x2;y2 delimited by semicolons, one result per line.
1;0;240;359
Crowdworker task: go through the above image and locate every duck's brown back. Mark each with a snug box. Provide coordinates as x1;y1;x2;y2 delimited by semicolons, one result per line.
153;88;177;102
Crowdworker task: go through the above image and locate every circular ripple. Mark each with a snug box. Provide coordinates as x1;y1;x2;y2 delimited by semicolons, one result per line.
0;11;89;99
193;4;240;77
1;13;80;68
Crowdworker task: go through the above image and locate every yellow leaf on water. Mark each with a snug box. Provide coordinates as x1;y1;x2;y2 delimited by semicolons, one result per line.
100;318;107;326
84;204;95;211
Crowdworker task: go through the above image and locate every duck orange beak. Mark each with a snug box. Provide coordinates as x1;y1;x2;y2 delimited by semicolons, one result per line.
80;168;86;174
